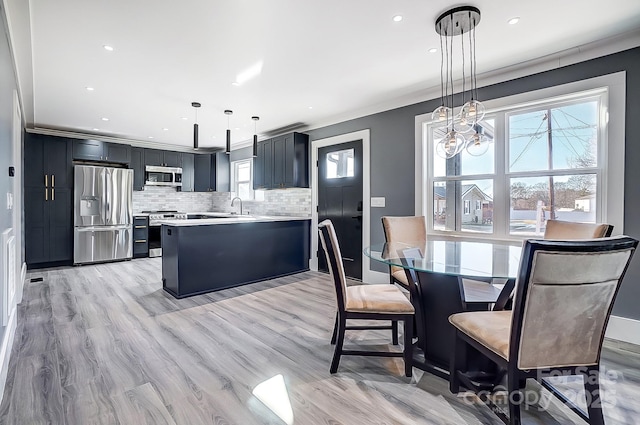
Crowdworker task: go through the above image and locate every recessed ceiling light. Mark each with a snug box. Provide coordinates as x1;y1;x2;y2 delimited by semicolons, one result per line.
85;87;95;91
148;136;154;139
212;136;216;139
393;15;403;22
162;128;169;131
101;117;109;121
428;48;438;53
508;17;520;25
231;82;240;86
181;117;188;120
103;45;114;51
92;128;99;131
308;106;313;109
234;127;240;130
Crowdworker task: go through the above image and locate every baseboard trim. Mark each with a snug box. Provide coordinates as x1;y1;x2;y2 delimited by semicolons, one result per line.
0;307;17;405
605;315;640;346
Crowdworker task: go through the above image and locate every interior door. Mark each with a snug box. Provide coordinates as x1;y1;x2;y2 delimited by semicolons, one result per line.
318;140;363;280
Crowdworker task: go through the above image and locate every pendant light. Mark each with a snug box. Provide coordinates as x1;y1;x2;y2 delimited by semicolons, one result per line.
252;116;259;157
191;102;201;149
225;109;233;154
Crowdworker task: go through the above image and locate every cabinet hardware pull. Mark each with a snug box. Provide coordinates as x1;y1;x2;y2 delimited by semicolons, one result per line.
135;239;147;243
52;188;55;201
134;225;146;229
52;174;55;187
45;174;48;187
45;188;48;201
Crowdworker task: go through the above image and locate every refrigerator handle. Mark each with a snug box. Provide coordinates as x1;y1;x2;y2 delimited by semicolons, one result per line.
106;172;111;224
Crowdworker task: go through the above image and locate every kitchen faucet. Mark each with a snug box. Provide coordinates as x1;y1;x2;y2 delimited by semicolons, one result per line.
231;196;243;215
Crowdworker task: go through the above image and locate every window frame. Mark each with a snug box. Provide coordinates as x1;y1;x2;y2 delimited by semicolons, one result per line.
231;158;254;200
415;72;625;241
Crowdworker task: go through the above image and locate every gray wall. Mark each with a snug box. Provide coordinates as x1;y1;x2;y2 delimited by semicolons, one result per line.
0;8;20;343
307;47;640;320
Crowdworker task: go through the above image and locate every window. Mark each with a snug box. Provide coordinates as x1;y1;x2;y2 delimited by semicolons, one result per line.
232;159;253;200
326;148;355;179
419;73;625;239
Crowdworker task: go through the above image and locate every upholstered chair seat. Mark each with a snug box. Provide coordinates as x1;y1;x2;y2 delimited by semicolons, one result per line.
449;311;511;360
346;285;415;314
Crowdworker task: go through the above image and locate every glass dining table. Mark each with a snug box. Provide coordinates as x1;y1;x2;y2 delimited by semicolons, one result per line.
364;237;523;378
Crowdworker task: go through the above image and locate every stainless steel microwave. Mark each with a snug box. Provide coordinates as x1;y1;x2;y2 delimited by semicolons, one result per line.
145;165;182;187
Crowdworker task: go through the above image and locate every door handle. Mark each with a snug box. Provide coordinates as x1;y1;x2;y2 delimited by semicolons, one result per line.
352;215;363;219
52;174;55;187
52;188;55;201
45;188;48;201
45;174;48;187
135;239;147;243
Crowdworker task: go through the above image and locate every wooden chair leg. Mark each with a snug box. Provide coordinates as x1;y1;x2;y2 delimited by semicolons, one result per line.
330;313;338;345
507;372;523;425
330;315;346;374
403;316;413;377
391;320;399;345
583;365;605;425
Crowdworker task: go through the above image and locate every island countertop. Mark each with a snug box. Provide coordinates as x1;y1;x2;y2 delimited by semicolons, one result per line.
157;215;310;226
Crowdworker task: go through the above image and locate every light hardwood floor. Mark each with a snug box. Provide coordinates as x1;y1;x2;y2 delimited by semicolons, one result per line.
0;257;639;424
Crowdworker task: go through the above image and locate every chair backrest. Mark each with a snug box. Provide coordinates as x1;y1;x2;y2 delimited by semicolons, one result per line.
382;216;426;275
510;236;637;370
543;219;613;239
318;220;347;311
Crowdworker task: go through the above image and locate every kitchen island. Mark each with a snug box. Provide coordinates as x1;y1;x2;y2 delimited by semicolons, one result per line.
160;215;311;298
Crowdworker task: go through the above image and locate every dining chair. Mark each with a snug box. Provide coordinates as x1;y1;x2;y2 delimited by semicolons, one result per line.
543;219;613;239
449;236;638;425
318;219;415;376
381;216;426;289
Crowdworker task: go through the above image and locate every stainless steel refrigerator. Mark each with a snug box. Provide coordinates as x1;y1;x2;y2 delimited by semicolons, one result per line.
73;165;133;264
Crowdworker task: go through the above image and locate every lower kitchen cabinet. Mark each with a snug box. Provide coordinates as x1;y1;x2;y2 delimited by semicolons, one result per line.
133;216;149;258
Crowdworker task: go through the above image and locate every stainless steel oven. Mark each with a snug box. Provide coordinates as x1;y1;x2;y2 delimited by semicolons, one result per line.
145;166;182;187
145;211;187;257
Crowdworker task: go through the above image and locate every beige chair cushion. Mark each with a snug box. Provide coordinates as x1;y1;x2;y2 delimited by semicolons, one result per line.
346;285;415;314
544;220;611;239
381;216;426;279
392;270;410;288
449;311;512;360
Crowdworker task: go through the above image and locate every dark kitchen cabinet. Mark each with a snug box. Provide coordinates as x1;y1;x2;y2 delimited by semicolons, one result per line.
194;152;230;192
131;147;145;191
254;132;308;189
181;153;195;192
72;139;130;164
25;133;73;267
145;149;181;167
133;216;149;258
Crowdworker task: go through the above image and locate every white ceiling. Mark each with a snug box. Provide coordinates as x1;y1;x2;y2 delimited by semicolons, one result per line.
27;0;640;150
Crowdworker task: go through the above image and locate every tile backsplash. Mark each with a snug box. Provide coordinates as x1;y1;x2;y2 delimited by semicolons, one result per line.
133;186;311;217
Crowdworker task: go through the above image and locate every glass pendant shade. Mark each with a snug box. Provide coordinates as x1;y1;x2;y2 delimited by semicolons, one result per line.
465;132;489;156
431;105;451;122
461;100;486;123
436;130;465;159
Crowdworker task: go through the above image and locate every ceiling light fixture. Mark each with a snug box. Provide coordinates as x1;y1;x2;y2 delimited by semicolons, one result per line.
86;87;95;91
148;136;154;139
103;45;114;51
508;17;520;25
101;117;109;121
432;6;488;158
162;128;169;131
225;110;233;154
192;102;201;149
252;116;260;157
393;15;403;22
428;48;438;53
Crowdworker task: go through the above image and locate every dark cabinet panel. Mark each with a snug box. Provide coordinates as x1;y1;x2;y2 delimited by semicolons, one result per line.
131;147;144;191
144;149;164;167
25;133;73;267
253;133;308;189
181;153;195;192
104;143;131;164
133;216;149;258
194;152;229;192
163;151;182;167
73;139;103;161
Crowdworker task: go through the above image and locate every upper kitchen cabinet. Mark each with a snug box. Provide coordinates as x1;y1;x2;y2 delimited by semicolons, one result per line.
181;153;195;192
72;139;131;164
254;132;309;189
25;133;73;267
145;149;182;167
194;152;229;192
131;147;145;191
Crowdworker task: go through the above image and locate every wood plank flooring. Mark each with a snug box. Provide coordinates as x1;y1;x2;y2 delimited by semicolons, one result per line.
0;257;639;424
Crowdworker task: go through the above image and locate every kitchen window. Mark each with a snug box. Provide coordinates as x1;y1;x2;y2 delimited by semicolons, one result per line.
417;73;625;239
232;159;253;200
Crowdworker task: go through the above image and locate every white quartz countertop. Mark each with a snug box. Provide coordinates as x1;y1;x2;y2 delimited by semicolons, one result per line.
157;214;311;226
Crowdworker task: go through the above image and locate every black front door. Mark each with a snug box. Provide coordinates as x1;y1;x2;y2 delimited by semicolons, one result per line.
318;140;363;280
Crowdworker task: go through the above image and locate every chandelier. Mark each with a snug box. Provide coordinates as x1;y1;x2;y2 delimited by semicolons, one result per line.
432;6;488;158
